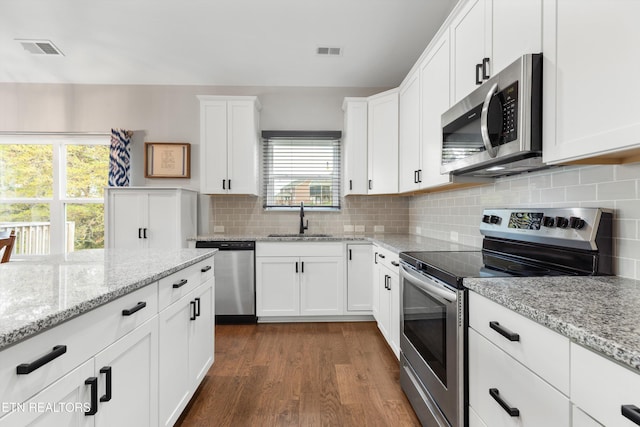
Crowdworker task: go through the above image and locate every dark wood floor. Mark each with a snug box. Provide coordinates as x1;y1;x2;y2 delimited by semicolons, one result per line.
176;322;420;426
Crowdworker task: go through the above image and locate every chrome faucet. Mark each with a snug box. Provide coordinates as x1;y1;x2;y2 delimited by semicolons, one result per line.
299;202;308;234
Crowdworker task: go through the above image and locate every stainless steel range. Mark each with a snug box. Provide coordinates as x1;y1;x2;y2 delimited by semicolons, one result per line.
399;208;613;427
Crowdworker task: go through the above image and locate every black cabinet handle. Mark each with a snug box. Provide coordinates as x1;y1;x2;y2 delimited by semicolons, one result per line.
201;265;212;273
378;254;386;259
228;179;231;190
173;279;188;289
301;262;304;273
99;366;112;402
622;405;640;425
414;170;419;184
391;261;399;267
143;228;147;239
489;321;520;342
16;345;67;374
195;297;201;317
418;169;422;183
138;228;142;239
476;63;483;85
489;388;520;417
482;57;491;80
122;301;146;316
85;377;98;416
222;179;226;190
295;261;298;273
349;180;353;191
190;300;197;321
374;252;378;264
368;179;372;190
349;249;352;260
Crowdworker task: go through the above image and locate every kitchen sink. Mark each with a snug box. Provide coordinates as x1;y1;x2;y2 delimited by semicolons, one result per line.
267;233;332;238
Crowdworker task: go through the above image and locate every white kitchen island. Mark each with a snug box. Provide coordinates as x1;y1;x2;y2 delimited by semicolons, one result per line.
0;248;215;426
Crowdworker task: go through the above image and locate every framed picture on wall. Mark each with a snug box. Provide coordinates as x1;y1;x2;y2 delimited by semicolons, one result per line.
144;142;191;178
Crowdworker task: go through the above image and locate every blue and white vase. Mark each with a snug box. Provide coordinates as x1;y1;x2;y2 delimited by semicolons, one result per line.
108;129;133;187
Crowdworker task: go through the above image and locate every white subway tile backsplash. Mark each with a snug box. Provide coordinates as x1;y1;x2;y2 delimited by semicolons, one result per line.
598;180;636;201
552;168;580;187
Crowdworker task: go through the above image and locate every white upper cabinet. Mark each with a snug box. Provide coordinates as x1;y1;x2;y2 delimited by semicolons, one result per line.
399;70;421;193
450;0;542;104
198;96;261;195
542;0;640;164
342;98;369;195
367;89;399;195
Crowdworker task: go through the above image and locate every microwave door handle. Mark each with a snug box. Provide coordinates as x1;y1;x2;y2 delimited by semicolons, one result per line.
480;82;500;158
400;265;457;303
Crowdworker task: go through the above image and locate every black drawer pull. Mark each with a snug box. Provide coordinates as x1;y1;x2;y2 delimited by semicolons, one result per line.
85;377;98;416
99;366;112;402
476;63;483;85
143;228;147;239
201;265;212;273
391;261;399;267
489;388;520;417
173;279;188;289
195;297;201;317
190;300;197;321
349;249;352;260
138;228;143;239
489;321;520;342
622;405;640;425
295;262;298;273
16;345;67;374
378;254;386;259
122;301;146;316
301;262;304;273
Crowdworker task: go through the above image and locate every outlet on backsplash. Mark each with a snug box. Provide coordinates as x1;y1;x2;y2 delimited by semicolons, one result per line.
344;225;355;233
214;225;225;233
374;225;384;233
354;225;365;233
415;226;422;235
450;231;458;242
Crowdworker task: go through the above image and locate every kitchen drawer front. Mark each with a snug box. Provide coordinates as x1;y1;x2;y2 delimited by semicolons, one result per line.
198;258;214;284
159;261;207;310
572;405;603;427
571;343;640;427
468;329;570;427
256;242;343;257
0;283;158;406
374;246;399;272
469;292;570;395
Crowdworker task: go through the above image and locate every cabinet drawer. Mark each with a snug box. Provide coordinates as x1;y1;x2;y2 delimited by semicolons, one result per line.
571;343;640;427
468;329;570;427
0;283;158;406
159;260;211;310
374;246;399;272
468;292;570;395
256;242;343;257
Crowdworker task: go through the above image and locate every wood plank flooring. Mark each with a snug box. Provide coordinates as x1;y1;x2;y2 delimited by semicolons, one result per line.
176;322;420;427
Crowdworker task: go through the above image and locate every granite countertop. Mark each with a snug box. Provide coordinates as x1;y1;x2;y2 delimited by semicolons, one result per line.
194;233;479;254
465;276;640;372
0;248;216;350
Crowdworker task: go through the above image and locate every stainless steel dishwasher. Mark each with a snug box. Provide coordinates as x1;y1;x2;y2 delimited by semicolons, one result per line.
195;240;256;324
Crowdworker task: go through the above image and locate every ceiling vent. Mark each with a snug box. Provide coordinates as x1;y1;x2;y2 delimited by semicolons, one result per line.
16;39;64;56
316;46;342;56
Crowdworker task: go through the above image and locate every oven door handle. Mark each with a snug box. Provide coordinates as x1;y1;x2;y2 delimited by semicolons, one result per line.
400;265;457;303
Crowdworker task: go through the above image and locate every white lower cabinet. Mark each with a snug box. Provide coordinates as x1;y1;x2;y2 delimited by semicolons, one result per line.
346;244;373;312
256;243;345;319
371;245;400;359
159;278;214;427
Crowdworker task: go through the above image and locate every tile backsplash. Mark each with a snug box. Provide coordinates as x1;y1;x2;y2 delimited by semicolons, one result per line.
410;163;640;280
207;195;410;236
207;163;640;279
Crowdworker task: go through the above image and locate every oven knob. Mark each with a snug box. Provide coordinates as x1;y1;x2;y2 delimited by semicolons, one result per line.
569;216;586;229
482;215;492;224
489;215;501;225
542;216;555;227
555;216;569;228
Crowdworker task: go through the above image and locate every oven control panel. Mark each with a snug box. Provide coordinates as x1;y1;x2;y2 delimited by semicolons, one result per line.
480;208;612;251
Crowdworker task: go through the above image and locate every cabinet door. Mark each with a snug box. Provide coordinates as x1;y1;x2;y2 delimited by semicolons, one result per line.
367;90;399;195
450;0;489;103
346;244;373;312
200;100;228;194
342;99;369;195
376;267;391;342
388;270;400;359
188;279;214;388
256;257;300;317
399;71;422;193
371;249;381;321
420;33;453;190
94;317;158;427
0;359;94;427
158;295;192;427
145;191;179;249
543;0;640;164
107;191;145;249
299;256;344;316
227;100;259;195
490;0;541;75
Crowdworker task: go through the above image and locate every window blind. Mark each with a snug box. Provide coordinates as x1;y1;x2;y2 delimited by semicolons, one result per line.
262;131;341;210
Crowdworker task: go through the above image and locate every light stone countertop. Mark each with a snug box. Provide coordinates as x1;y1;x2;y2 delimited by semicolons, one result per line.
0;248;216;351
465;276;640;372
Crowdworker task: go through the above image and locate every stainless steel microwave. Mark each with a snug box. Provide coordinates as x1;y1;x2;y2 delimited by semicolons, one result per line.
441;53;545;178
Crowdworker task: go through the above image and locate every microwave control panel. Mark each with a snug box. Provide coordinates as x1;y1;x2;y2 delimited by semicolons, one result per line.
499;81;518;144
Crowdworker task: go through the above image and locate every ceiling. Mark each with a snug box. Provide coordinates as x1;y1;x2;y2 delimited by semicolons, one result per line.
0;0;456;88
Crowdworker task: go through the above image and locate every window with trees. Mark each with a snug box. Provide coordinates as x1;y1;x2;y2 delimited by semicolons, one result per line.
0;135;109;255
